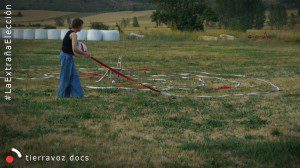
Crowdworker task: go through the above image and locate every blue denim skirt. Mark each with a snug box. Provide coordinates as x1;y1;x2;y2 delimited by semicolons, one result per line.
57;51;83;98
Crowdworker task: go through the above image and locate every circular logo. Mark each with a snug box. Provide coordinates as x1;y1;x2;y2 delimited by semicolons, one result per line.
6;155;14;164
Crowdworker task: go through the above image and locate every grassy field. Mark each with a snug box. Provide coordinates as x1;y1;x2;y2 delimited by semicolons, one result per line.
0;29;299;167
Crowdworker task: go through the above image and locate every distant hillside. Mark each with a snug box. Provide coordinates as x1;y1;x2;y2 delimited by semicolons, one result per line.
0;0;155;12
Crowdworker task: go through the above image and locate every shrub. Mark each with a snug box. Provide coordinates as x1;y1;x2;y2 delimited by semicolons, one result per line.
132;17;140;27
120;18;130;28
43;25;57;29
17;11;23;17
54;17;64;27
90;22;109;30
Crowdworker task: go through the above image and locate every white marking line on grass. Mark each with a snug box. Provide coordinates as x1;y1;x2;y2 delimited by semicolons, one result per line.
148;78;167;82
201;71;246;77
195;74;240;87
234;94;244;96
151;75;167;77
79;67;106;71
255;78;280;91
84;86;149;91
5;68;281;99
247;92;260;96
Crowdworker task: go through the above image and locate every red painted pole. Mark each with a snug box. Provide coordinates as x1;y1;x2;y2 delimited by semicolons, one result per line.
90;56;161;93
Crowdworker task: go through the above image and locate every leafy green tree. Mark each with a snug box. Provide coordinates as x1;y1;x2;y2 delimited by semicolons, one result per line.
150;0;209;31
253;0;266;29
133;17;140;27
202;7;218;22
269;4;288;29
215;0;231;29
151;10;162;27
288;13;296;30
120;18;130;28
202;7;219;29
215;0;266;31
54;17;64;27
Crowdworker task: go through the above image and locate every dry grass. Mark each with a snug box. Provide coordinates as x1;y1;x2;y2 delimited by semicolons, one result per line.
0;9;299;167
0;10;75;23
81;10;156;28
0;35;299;167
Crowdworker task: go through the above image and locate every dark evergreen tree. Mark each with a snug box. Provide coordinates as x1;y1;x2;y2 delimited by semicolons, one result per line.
133;17;140;27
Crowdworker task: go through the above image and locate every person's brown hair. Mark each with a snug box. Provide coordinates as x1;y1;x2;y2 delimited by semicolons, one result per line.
71;18;83;29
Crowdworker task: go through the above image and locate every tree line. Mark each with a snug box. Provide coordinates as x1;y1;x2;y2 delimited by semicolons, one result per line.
53;16;141;30
150;0;298;31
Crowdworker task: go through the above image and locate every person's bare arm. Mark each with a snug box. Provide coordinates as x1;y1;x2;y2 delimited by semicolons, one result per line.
70;32;90;58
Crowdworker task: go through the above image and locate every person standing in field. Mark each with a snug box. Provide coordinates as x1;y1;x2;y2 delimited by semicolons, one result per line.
57;18;90;98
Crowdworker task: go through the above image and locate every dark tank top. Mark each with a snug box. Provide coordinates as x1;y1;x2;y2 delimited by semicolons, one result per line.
61;30;74;55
